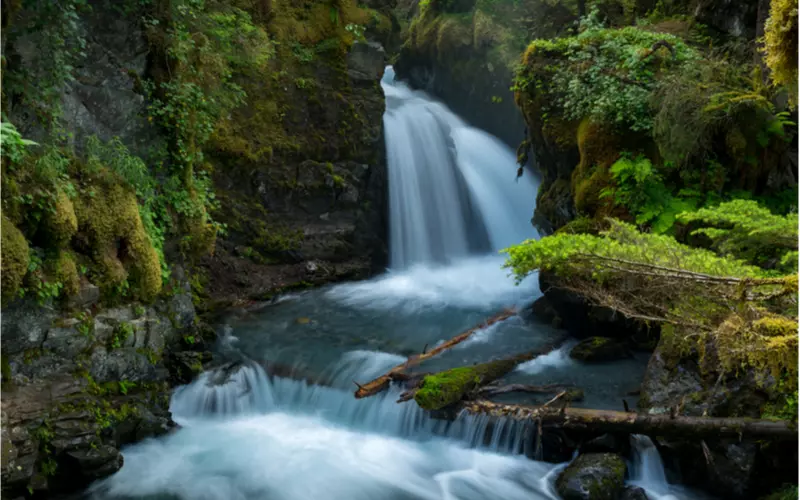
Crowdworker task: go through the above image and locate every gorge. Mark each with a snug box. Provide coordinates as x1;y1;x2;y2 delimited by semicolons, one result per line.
1;1;798;500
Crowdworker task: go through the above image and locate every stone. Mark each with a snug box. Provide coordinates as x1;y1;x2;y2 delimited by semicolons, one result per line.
528;296;561;327
89;348;162;383
619;486;648;500
168;292;196;331
1;301;58;355
347;41;386;81
555;453;627;500
167;351;212;384
570;337;631;363
67;283;100;310
63;445;123;481
43;320;92;359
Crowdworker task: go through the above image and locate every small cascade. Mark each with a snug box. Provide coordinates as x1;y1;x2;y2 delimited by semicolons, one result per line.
381;67;539;269
170;360;538;457
628;434;704;500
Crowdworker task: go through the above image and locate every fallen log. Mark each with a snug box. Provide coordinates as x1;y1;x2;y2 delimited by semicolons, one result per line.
353;308;517;398
478;383;576;397
460;400;798;441
412;334;569;410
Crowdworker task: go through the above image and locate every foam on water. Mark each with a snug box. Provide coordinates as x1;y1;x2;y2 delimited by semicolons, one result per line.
326;256;539;312
89;412;562;500
515;343;576;375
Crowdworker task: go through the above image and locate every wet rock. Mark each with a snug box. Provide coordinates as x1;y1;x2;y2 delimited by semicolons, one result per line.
619;486;648;500
347;41;386;81
43;319;91;359
570;337;631;363
115;407;175;446
62;445;123;482
528;296;561;327
168;351;212;384
555;453;626;500
168;292;196;331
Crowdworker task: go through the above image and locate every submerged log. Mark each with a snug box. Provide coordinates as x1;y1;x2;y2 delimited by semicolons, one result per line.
460;400;798;441
353;308;517;398
412;334;569;410
478;383;577;397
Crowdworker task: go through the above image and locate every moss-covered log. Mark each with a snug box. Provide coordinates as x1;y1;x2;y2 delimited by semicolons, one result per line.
412;335;569;410
353;308;516;398
461;400;798;441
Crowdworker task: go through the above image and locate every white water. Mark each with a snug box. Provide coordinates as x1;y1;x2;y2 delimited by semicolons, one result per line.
382;66;539;268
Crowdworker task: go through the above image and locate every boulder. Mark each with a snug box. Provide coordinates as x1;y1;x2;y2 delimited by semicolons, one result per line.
619;486;648;500
168;351;212;384
570;337;631;363
528;296;562;327
347;41;386;81
555;453;627;500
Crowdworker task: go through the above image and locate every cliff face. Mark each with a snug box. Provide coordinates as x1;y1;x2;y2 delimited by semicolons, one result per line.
1;0;395;495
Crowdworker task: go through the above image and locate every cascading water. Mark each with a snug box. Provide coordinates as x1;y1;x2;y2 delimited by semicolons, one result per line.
86;67;698;500
382;66;539;268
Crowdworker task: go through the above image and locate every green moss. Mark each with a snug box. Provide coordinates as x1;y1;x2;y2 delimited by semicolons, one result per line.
415;358;518;410
555;217;609;236
49;251;80;298
44;188;78;248
1;214;29;302
763;0;798;107
73;181;161;302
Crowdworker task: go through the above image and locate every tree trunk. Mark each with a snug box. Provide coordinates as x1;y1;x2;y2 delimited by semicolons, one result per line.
353;308;517;398
460;400;798;441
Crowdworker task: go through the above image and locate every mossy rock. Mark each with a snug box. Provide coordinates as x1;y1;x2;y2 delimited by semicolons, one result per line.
555;217;610;236
44;189;78;248
556;453;627;500
1;214;30;303
73;181;161;302
570;337;631;363
49;251;80;298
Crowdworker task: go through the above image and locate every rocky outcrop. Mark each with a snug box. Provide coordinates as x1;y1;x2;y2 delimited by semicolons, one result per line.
636;336;798;499
0;279;210;498
555;453;627;500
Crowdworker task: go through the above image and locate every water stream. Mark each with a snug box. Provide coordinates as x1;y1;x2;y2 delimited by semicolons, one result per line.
86;67;704;500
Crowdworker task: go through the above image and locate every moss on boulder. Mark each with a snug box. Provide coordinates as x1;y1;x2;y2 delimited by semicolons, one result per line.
73;181;161;302
556;453;627;500
49;251;80;299
44;189;78;248
1;215;29;303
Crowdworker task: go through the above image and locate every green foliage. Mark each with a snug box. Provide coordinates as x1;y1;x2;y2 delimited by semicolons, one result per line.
143;0;273;251
677;200;798;272
516;13;698;131
0;120;39;164
118;379;137;395
600;154;697;233
110;323;134;350
3;0;89;125
504;219;798;395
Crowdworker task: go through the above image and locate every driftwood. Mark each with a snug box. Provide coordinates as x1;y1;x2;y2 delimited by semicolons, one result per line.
460;400;798;441
353;308;517;398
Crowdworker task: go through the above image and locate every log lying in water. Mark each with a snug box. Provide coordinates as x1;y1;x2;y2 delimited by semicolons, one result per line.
409;335;570;410
478;383;578;397
460;400;798;441
353;308;517;398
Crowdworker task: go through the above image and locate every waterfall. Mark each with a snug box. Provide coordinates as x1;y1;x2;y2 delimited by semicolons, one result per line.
628;434;704;500
382;67;539;269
